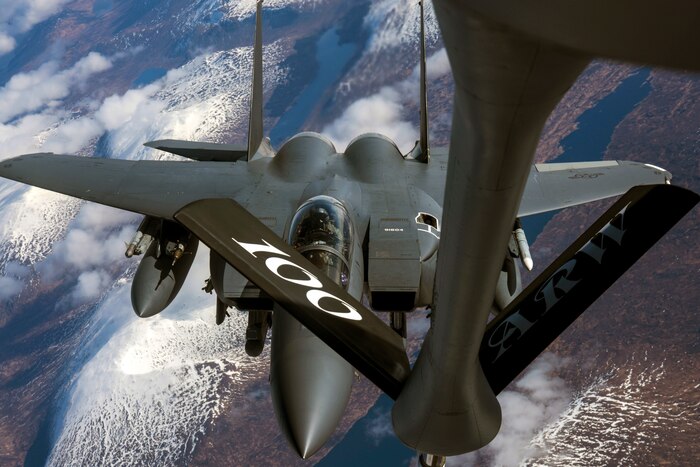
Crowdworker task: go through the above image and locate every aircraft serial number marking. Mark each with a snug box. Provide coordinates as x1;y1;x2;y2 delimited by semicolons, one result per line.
487;203;629;361
568;172;604;179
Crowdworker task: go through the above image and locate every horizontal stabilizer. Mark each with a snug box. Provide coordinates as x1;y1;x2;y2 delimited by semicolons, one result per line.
481;184;698;394
144;139;248;162
174;198;410;398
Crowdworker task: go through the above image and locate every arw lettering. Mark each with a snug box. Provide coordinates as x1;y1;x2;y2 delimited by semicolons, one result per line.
488;205;629;362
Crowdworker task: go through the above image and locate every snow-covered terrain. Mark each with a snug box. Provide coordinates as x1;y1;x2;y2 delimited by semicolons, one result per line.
528;358;693;466
0;6;290;462
47;249;264;466
38;40;288;465
186;0;329;23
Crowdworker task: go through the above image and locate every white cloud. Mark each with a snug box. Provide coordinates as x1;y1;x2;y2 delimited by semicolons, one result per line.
322;48;449;154
323;86;417;152
365;405;394;446
41;117;104;154
0;275;23;299
426;48;450;79
94;83;164;131
0;112;60;156
0;32;15;54
45;205;137;272
0;261;29;300
0;52;161;158
449;353;572;466
38;204;138;301
0;0;70;55
77;203;140;231
72;269;112;301
0;52;112;123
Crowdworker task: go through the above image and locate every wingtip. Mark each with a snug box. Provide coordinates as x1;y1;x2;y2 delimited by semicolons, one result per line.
143;140;165;149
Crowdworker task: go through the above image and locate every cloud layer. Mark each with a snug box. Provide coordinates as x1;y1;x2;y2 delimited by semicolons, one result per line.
449;353;572;466
38;203;138;304
0;52;113;123
0;0;70;55
322;48;449;153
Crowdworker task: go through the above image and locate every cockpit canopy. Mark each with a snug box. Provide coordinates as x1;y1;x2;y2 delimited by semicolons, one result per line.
288;195;354;288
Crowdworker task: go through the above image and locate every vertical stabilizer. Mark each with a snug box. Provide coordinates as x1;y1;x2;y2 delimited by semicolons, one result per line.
408;1;430;162
247;0;267;160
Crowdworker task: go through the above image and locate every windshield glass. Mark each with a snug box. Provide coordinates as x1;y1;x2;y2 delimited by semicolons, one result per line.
288;196;354;288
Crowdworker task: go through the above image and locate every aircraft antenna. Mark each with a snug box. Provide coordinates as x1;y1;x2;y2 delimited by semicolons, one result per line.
247;0;264;160
409;1;430;162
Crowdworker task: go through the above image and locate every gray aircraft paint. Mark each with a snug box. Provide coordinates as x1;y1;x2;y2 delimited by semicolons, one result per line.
521;69;653;240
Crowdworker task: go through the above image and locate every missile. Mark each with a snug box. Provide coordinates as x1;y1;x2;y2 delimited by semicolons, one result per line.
125;216;159;258
513;219;533;271
125;231;143;258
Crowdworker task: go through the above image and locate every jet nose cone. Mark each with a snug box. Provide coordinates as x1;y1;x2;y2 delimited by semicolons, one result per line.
273;353;354;458
271;326;354;459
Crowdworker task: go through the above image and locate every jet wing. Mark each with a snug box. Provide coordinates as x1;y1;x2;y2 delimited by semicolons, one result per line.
0;153;245;219
174;198;411;399
518;160;671;217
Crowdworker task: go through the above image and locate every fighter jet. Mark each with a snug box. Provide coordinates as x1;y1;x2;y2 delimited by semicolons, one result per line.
0;0;698;464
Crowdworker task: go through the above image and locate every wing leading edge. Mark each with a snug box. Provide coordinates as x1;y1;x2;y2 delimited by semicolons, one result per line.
0;153;245;219
0;154;673;222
